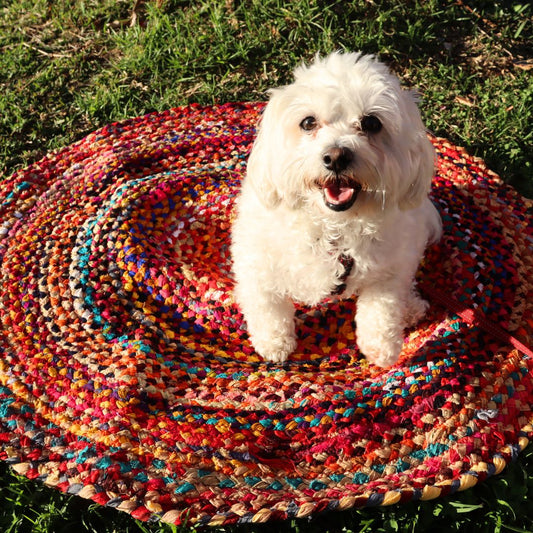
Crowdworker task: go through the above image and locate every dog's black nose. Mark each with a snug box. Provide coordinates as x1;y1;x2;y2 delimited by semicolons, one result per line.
323;147;353;173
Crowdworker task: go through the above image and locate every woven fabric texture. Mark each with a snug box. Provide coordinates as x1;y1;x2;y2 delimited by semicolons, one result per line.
0;102;532;527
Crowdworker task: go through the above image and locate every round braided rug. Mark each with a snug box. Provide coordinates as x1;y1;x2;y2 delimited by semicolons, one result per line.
0;102;532;527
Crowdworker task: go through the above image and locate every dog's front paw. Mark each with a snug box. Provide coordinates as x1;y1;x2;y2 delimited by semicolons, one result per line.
252;333;297;364
357;331;403;368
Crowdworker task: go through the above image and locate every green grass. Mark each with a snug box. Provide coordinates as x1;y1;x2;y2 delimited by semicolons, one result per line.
1;0;532;196
0;0;532;531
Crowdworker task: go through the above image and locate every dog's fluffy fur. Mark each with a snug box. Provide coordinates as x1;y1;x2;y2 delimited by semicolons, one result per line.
231;52;442;367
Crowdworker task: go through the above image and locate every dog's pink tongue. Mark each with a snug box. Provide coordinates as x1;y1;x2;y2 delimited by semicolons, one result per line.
324;183;354;205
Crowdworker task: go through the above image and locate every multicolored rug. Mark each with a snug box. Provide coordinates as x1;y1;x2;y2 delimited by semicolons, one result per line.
0;102;532;527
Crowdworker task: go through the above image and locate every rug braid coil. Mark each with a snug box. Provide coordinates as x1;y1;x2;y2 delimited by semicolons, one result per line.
0;102;532;527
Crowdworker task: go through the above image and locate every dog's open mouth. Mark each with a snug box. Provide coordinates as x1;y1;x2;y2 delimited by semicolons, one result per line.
320;178;362;212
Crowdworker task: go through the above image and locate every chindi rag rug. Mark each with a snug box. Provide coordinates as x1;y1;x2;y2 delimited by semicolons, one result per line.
0;102;532;527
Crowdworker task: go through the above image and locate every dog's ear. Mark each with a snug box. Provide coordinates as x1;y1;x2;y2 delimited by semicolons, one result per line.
398;132;435;210
245;94;283;208
398;91;435;210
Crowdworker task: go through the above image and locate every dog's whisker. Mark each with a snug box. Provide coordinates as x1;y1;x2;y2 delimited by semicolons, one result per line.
287;158;314;193
367;162;387;211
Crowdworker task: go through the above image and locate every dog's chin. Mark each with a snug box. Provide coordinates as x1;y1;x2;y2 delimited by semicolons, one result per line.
318;178;362;212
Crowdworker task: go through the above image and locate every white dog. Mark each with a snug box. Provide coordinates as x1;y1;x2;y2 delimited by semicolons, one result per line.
231;52;442;367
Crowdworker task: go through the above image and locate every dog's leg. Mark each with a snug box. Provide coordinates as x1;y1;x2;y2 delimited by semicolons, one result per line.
355;281;412;367
237;287;297;363
404;286;429;327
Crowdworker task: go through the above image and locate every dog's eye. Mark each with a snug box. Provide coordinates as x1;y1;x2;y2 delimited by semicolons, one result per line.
361;115;382;134
300;116;318;131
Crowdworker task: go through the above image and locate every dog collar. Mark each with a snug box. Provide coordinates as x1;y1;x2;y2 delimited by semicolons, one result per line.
331;254;354;295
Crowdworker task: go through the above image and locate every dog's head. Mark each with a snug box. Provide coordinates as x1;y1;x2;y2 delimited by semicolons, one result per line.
246;52;435;216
